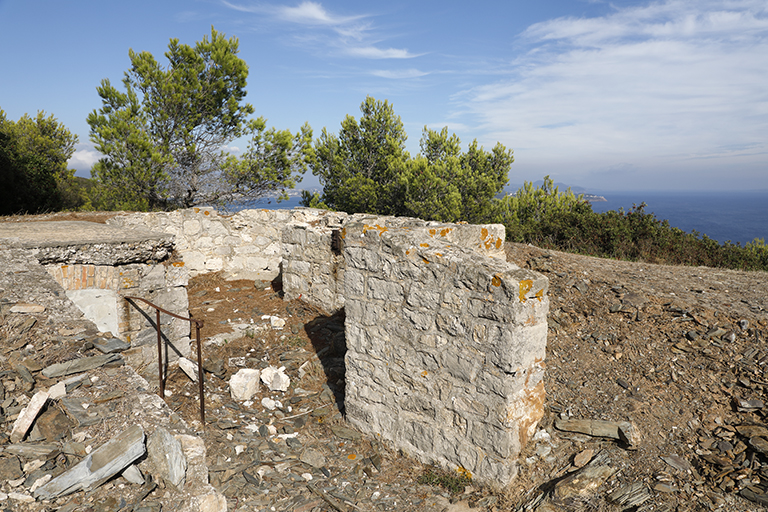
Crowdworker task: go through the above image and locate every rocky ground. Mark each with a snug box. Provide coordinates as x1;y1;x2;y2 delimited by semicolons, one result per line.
162;242;768;511
2;213;768;511
506;243;768;511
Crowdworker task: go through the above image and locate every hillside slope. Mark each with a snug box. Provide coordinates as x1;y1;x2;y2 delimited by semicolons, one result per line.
505;242;768;511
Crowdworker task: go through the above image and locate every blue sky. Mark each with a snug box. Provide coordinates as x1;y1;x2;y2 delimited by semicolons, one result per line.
1;0;766;192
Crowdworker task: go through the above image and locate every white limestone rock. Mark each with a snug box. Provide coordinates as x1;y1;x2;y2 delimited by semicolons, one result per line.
178;357;199;382
229;369;261;401
260;365;290;392
10;390;49;443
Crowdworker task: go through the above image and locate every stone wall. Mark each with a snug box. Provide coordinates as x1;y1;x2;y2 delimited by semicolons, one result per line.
280;214;507;314
281;212;348;313
341;216;548;485
45;261;191;362
108;207;343;281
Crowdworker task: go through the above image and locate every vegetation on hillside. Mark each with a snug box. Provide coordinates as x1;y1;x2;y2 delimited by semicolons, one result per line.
302;96;512;224
498;176;768;272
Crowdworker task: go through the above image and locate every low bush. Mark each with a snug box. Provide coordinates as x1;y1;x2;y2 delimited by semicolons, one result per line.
499;177;768;272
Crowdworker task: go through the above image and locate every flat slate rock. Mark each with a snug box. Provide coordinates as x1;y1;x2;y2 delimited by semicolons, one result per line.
34;424;146;499
42;353;123;378
59;397;105;427
92;338;131;354
4;444;60;459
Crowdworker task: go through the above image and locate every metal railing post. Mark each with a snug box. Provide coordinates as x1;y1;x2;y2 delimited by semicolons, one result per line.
123;295;206;426
195;319;205;425
157;309;164;398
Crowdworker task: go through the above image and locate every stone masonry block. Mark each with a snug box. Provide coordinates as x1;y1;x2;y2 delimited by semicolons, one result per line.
343;214;548;486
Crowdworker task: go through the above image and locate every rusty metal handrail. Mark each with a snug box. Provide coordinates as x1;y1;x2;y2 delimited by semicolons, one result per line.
122;295;206;426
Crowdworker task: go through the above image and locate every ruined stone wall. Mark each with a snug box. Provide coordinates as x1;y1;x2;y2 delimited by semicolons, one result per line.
280;213;348;314
107;208;549;484
108;207;342;281
341;216;548;485
45;261;191;362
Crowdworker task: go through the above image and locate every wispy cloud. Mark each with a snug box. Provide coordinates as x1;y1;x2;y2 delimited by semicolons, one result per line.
460;0;768;189
348;47;417;59
371;69;429;79
222;1;418;60
275;2;363;26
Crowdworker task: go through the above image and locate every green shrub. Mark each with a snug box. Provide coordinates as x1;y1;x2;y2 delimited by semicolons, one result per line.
417;466;473;495
500;178;768;272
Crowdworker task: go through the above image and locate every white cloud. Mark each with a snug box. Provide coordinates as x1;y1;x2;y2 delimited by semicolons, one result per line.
68;145;101;174
459;0;768;189
371;69;429;79
275;1;363;26
348;47;417;59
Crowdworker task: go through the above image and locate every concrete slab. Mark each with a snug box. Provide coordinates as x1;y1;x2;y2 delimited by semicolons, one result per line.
0;221;174;265
0;221;168;249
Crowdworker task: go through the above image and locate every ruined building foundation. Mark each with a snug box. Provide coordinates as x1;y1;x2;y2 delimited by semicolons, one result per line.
109;207;549;485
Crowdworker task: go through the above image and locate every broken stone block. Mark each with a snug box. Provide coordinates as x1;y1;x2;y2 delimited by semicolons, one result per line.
178;357;199;382
48;382;67;400
41;353;123;379
179;490;228;512
147;427;186;488
554;418;641;448
122;464;145;485
9;303;45;313
300;448;327;469
34;424;146;499
7;492;35;503
59;397;104;427
260;365;290;392
10;390;49;443
0;456;23;481
4;444;59;459
230;369;260;401
176;434;207;487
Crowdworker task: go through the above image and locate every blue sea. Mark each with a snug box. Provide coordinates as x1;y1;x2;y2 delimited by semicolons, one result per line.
232;191;768;247
588;191;768;246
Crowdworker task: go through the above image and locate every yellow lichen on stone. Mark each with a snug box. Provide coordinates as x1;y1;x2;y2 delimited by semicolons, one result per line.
420;243;430;248
421;370;428;377
491;275;502;287
363;224;389;236
429;228;436;236
496;238;502;249
204;210;210;216
456;467;473;480
440;228;452;237
171;261;184;267
519;279;533;302
535;288;544;302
